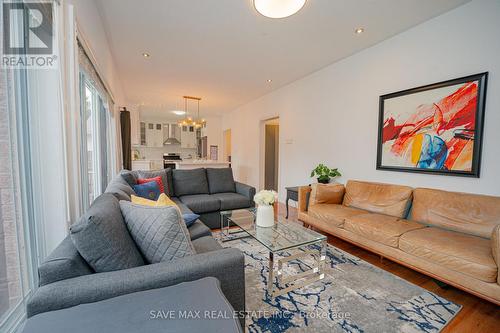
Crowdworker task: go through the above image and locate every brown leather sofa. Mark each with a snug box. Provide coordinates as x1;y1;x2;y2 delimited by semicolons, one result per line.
298;180;500;305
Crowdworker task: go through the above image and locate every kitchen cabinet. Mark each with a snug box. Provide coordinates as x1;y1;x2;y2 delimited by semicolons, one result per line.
145;123;163;147
132;160;152;171
181;125;197;148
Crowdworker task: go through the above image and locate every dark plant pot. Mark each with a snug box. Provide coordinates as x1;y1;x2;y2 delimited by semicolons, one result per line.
317;178;330;184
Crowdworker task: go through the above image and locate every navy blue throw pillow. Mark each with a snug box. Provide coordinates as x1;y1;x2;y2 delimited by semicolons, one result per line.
133;181;161;201
182;213;200;227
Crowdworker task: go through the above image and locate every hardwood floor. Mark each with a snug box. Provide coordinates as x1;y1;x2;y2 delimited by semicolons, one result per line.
276;203;500;333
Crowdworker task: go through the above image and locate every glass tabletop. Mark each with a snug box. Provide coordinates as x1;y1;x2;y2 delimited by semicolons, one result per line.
221;208;327;252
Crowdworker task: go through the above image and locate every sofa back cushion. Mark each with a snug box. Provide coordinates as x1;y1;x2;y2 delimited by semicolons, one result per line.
412;188;500;239
137;168;174;197
206;168;236;194
173;168;209;196
70;193;145;272
343;180;413;218
309;183;345;205
38;236;93;286
120;202;195;263
105;174;136;201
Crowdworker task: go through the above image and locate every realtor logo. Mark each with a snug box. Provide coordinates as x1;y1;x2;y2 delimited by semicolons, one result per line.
2;1;56;68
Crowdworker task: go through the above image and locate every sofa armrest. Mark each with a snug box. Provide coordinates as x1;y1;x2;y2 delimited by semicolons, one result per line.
298;186;311;213
235;181;256;202
27;248;245;318
492;225;500;284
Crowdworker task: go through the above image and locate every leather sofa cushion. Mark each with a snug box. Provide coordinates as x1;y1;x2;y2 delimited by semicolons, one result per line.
309;183;345;205
180;194;221;213
492;225;500;284
211;192;253;211
399;227;498;283
308;204;366;227
343;180;413;218
344;213;425;248
206;168;236;194
173;168;209;197
411;188;500;239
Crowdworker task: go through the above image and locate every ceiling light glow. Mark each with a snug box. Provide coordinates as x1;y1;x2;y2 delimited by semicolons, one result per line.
142;53;151;58
254;0;306;19
171;110;186;115
355;28;364;34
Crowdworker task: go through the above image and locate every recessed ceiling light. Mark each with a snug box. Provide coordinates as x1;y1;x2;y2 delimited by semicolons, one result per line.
267;79;273;83
142;53;151;58
171;110;186;116
355;28;364;34
254;0;306;19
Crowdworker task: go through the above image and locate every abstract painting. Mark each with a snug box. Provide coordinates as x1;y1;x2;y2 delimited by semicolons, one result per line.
377;73;488;177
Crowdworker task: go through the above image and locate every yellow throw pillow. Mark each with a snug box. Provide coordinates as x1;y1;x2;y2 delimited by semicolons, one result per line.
131;193;177;207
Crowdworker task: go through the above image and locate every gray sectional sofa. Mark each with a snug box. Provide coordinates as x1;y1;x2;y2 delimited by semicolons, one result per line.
26;168;254;329
115;167;256;229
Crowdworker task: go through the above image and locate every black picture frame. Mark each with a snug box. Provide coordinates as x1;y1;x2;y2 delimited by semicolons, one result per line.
376;72;488;178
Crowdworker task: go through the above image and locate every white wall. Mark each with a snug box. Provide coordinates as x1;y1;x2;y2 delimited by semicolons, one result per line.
66;0;126;105
223;0;500;202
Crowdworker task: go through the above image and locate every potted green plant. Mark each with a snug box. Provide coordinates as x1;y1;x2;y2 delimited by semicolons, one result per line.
310;164;341;184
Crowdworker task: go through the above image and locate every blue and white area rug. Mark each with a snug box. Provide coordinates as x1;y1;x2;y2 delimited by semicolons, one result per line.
215;234;461;333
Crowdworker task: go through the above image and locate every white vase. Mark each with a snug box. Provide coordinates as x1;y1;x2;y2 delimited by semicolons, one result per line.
256;205;275;228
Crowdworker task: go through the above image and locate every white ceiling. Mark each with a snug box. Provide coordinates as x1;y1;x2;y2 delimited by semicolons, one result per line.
95;0;470;116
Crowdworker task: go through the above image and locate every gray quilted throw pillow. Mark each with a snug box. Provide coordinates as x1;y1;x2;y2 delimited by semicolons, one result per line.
119;202;195;263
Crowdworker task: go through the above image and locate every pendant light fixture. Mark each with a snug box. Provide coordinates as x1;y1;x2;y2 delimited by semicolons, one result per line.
254;0;306;19
177;96;206;129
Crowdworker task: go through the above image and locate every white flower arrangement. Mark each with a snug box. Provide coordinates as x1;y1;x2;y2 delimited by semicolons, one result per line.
254;190;278;206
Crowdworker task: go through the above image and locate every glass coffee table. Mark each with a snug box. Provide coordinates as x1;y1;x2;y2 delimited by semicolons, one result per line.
220;208;327;298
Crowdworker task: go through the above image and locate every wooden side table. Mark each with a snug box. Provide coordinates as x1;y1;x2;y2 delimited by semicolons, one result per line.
285;187;299;219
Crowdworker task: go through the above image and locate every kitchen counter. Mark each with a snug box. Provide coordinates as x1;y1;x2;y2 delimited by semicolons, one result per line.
176;161;230;170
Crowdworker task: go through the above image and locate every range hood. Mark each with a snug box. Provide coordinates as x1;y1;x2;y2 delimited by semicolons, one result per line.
164;137;181;145
163;124;181;145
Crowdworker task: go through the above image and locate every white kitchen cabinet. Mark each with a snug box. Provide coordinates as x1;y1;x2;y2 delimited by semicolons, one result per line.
145;122;163;147
132;160;152;171
180;125;196;148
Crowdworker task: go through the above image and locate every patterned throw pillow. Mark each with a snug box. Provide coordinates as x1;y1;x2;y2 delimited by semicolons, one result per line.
133;181;161;201
137;176;165;194
119;202;196;263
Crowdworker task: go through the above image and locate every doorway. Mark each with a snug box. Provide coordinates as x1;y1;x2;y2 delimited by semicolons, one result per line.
223;129;232;164
264;118;279;191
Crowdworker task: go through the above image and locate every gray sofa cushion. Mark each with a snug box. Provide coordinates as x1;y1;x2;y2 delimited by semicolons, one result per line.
188;220;211;240
206;168;236;194
171;197;193;214
192;236;222;254
105;174;136;201
70;193;145;272
119;170;138;187
38;236;93;286
120;202;195;264
172;168;209;196
23;277;242;333
179;194;221;213
137;168;173;197
211;192;253;211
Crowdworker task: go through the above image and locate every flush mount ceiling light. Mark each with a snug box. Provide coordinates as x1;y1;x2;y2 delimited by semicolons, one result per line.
171;110;186;115
267;79;272;83
142;52;151;58
355;27;365;34
254;0;306;19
